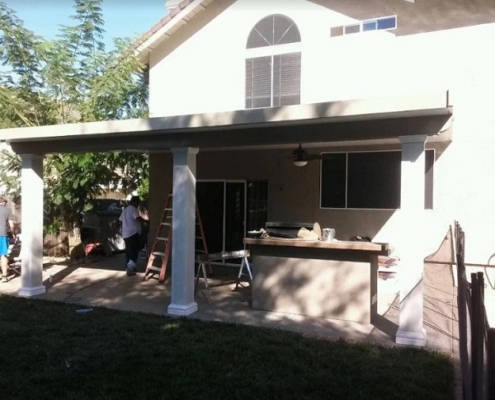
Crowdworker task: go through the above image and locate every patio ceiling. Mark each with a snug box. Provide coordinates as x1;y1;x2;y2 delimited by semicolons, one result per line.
0;91;452;155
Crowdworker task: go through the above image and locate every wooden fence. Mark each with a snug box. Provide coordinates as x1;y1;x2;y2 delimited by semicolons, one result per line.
455;221;495;400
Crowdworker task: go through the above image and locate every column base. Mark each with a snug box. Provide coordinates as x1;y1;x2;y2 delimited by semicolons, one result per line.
396;328;426;347
167;302;198;316
18;285;46;297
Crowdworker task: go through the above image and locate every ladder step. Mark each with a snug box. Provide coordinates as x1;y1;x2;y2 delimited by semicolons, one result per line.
145;190;211;284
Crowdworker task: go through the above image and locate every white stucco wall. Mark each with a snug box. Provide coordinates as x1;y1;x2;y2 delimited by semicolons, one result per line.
149;0;463;116
148;0;495;266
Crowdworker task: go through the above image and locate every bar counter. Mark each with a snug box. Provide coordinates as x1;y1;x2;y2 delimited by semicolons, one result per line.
243;238;390;323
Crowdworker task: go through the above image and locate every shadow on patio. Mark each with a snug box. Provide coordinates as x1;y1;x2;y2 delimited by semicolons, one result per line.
0;254;458;356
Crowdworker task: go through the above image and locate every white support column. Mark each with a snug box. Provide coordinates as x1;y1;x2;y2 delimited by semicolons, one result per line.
396;135;427;346
167;147;199;316
18;154;46;297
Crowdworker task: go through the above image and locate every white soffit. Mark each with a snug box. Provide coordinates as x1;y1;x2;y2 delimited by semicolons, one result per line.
0;91;452;143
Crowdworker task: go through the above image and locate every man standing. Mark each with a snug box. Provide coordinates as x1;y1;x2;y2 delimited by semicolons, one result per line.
119;196;146;276
0;196;15;283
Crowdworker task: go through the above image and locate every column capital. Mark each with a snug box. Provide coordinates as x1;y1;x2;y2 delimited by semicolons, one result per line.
19;153;44;161
399;135;427;145
171;147;199;156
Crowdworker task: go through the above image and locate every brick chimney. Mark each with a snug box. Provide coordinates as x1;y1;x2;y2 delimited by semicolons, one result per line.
165;0;182;13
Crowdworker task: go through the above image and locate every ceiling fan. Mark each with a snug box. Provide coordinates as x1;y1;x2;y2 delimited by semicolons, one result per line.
292;144;322;167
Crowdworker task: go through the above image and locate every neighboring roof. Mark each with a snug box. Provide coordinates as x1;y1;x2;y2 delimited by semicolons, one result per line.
134;0;212;63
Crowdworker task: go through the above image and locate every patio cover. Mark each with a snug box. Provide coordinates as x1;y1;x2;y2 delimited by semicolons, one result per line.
0;90;453;348
0;91;452;154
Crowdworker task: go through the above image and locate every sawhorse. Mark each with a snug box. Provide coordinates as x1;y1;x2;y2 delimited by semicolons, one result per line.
195;249;252;303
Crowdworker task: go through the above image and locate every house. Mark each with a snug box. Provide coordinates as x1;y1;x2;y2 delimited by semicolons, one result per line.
2;0;495;347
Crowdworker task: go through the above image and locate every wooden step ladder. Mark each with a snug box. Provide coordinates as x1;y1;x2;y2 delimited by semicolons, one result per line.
143;192;211;283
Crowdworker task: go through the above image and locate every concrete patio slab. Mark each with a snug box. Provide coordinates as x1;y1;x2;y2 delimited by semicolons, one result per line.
0;253;459;353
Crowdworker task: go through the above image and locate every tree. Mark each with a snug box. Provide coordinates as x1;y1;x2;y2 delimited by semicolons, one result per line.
0;0;149;230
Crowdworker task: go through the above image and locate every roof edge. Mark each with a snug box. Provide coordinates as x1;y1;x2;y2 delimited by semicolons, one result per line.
0;91;452;143
134;0;209;63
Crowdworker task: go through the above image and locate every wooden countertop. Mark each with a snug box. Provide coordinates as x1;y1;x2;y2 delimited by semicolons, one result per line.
243;237;390;254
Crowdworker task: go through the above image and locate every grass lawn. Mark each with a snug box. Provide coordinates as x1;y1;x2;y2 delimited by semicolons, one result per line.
0;295;454;400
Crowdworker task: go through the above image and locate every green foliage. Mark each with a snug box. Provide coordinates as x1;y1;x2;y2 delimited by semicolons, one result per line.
0;0;149;230
0;147;21;202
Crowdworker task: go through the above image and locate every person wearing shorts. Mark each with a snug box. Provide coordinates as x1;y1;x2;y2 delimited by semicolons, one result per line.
0;196;15;283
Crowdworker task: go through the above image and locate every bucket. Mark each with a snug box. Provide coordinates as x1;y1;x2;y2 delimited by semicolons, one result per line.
323;228;335;242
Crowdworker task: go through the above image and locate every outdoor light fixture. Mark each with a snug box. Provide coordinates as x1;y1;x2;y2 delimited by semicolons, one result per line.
293;143;308;167
293;159;308;167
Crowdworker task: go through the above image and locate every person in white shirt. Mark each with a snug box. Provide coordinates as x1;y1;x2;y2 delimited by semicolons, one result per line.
119;196;147;276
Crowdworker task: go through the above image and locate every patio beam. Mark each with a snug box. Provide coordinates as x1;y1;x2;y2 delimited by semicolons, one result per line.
2;91;452;155
396;135;427;347
167;147;199;316
18;154;46;297
7;114;451;155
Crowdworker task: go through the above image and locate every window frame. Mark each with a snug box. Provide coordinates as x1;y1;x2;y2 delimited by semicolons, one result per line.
245;51;301;109
319;149;435;211
331;15;397;37
245;14;302;110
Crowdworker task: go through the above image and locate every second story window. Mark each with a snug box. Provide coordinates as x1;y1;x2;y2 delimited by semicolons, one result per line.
245;14;301;109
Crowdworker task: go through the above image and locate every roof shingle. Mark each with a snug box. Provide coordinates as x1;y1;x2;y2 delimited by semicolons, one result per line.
134;0;196;50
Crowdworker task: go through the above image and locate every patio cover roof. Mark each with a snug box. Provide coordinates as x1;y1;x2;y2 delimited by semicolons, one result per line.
0;91;452;155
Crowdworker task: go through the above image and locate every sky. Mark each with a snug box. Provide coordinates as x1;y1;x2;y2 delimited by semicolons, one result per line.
2;0;168;49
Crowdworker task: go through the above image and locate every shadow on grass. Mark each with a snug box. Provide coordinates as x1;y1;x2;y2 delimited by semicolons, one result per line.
0;295;454;400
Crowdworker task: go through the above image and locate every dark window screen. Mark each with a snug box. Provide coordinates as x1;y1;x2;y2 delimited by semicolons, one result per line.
321;150;434;210
320;153;346;208
347;151;401;209
196;182;224;254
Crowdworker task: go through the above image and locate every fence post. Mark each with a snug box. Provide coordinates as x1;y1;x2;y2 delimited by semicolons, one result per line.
456;227;472;400
477;272;485;400
471;273;479;400
471;272;485;400
488;328;495;400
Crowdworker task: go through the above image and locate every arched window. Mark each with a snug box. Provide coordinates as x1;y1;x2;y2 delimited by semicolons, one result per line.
245;15;301;109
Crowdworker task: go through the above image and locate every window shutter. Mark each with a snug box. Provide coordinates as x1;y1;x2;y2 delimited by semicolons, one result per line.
273;52;301;107
246;56;272;109
245;60;253;109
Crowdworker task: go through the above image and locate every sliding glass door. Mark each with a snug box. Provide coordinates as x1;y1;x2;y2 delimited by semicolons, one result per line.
196;180;268;263
225;182;246;252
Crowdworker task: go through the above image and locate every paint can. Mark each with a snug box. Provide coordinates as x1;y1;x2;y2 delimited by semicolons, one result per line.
322;228;335;242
